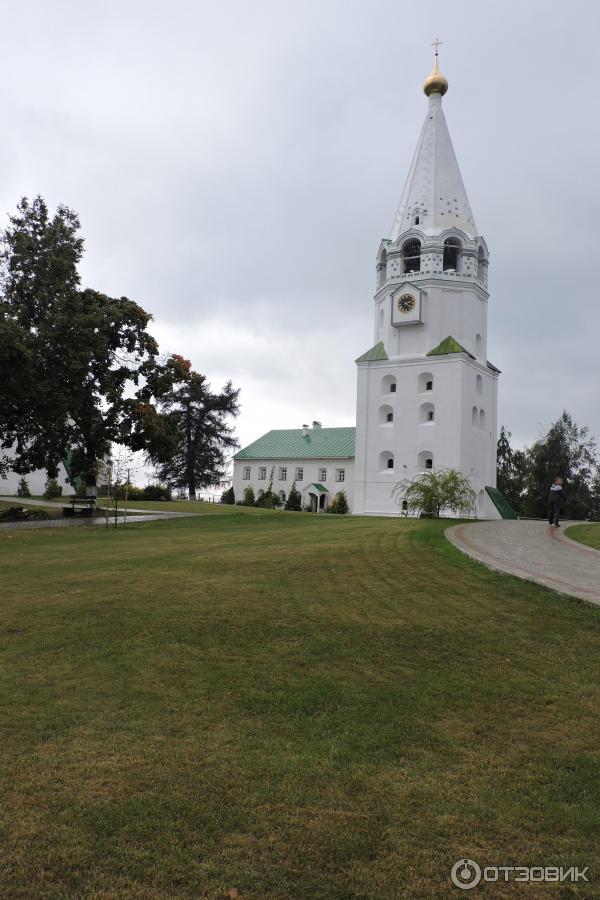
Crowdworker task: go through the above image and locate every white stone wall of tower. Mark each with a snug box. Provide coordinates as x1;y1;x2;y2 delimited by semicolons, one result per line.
354;78;500;519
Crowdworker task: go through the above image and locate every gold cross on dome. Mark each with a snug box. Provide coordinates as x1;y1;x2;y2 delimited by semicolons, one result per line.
431;37;443;58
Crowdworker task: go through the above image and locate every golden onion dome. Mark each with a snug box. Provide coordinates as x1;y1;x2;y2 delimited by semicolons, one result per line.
423;55;448;97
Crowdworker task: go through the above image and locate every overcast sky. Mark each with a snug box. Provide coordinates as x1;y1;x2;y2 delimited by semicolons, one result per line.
2;0;599;463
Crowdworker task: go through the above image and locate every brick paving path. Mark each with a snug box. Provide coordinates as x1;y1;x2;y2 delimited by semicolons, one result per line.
446;520;600;606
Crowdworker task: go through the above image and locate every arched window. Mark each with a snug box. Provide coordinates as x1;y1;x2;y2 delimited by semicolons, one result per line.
377;249;387;288
477;246;486;282
279;491;286;501
379;307;384;332
443;237;461;272
420;402;435;423
475;334;482;356
381;374;397;395
472;406;478;427
479;409;486;429
418;372;433;393
476;374;483;395
402;240;421;274
379;451;394;472
418;450;434;469
378;405;394;425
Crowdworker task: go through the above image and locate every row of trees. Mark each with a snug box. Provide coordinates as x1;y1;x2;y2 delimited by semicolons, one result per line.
497;411;600;520
0;197;239;498
222;482;350;514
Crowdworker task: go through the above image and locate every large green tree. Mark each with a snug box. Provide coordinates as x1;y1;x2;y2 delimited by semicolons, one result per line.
148;355;240;500
0;196;170;490
520;411;597;520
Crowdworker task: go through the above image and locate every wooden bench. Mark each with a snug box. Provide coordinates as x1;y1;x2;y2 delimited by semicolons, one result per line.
62;497;96;518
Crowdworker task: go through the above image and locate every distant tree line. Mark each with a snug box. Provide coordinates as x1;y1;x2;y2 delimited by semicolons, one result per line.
0;196;239;498
497;412;600;520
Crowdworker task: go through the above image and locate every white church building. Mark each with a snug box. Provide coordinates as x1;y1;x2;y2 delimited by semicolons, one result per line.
233;51;503;519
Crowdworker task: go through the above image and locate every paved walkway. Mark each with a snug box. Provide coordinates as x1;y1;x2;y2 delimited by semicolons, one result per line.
446;520;600;606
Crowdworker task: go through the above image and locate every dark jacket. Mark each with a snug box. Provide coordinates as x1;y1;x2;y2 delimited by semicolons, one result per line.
549;484;565;503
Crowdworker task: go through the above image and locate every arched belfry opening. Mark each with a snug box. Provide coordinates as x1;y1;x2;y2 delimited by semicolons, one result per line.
402;240;421;274
443;237;461;272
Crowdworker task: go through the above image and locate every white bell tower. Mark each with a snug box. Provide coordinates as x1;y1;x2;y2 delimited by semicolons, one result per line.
353;45;500;517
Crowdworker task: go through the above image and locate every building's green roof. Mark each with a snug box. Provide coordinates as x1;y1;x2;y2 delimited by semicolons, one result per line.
356;341;388;363
303;483;328;493
427;336;475;359
234;427;356;460
487;360;501;374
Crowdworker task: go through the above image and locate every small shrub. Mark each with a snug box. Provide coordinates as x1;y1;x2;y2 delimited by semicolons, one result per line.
0;505;50;521
221;487;235;505
17;478;31;498
243;486;255;506
330;491;349;515
256;489;281;509
285;482;302;511
43;478;63;500
142;484;172;501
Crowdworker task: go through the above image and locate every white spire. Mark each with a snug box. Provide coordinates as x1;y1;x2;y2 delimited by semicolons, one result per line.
389;92;477;241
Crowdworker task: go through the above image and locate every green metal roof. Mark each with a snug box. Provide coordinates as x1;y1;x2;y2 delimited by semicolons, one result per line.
486;486;517;519
356;341;388;363
427;336;475;359
234;427;356;460
303;483;328;493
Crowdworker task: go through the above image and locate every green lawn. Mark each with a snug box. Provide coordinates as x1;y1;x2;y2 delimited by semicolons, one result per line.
2;510;600;898
566;523;600;551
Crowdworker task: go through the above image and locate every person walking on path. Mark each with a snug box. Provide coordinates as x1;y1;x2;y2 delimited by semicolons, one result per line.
548;477;565;528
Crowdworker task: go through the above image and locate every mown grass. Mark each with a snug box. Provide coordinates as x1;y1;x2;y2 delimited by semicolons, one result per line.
1;510;600;898
567;523;600;551
107;498;274;515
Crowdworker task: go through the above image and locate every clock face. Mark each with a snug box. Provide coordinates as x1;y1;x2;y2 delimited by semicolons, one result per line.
397;293;416;314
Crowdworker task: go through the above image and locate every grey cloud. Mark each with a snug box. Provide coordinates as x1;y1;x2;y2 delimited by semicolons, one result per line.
1;0;599;453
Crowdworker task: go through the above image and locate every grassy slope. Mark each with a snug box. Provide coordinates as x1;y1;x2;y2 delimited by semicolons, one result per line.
1;511;600;898
566;523;600;551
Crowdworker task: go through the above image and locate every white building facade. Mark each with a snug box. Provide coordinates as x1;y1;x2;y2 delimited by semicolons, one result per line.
232;424;355;512
234;54;502;518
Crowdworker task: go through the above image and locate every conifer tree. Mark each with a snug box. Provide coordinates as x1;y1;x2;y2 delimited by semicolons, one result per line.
285;481;302;511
